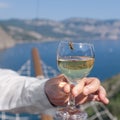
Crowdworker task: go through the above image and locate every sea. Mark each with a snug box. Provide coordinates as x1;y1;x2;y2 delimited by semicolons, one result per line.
0;40;120;81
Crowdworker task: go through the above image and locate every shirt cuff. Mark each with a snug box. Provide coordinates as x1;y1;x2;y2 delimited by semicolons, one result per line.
38;79;55;112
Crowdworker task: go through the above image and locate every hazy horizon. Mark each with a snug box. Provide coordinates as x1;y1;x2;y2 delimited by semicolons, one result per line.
0;0;120;21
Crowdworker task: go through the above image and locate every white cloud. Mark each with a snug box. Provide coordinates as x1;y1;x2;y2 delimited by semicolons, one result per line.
0;2;9;9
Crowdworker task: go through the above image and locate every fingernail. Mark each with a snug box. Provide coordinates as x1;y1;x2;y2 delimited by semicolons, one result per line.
105;98;109;104
73;89;79;97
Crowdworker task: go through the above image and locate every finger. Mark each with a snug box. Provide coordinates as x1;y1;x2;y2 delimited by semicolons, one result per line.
72;78;85;97
87;94;100;101
63;83;71;94
87;86;109;104
98;86;109;104
83;77;100;95
75;93;88;105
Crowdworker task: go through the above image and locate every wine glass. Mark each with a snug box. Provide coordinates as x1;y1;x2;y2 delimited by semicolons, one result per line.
55;40;95;120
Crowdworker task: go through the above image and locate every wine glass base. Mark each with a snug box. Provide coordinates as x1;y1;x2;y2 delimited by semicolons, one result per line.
55;107;88;120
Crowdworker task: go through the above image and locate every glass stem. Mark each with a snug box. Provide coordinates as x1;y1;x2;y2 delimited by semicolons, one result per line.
67;93;76;109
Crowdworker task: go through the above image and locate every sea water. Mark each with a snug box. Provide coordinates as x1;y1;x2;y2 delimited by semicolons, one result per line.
0;40;120;81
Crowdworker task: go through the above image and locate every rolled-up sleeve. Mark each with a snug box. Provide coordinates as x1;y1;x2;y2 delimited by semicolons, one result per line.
0;69;54;114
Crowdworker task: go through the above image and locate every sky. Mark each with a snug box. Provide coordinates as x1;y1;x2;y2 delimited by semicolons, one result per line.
0;0;120;21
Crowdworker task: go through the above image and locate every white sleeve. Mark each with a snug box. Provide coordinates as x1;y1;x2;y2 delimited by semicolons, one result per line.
0;69;55;114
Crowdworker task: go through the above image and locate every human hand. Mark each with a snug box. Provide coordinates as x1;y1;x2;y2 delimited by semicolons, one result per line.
45;74;69;106
45;74;109;107
72;77;109;105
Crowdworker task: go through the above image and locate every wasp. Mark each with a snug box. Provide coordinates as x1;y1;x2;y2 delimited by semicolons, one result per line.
69;42;74;50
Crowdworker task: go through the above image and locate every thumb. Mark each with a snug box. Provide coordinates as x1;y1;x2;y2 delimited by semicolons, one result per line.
57;74;69;83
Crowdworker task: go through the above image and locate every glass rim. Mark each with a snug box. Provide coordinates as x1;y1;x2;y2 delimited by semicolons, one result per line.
59;40;94;45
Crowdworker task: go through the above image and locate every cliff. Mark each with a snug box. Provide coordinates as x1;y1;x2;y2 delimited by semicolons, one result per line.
0;27;15;50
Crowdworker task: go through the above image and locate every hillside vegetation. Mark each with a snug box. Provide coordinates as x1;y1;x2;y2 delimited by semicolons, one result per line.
102;74;120;119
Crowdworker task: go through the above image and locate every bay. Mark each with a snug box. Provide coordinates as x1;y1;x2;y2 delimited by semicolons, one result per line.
0;40;120;81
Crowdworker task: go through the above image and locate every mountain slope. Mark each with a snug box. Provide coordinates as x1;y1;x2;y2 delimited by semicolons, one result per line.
1;18;120;49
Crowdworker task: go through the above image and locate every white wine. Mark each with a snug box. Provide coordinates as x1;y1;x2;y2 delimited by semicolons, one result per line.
58;56;94;84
